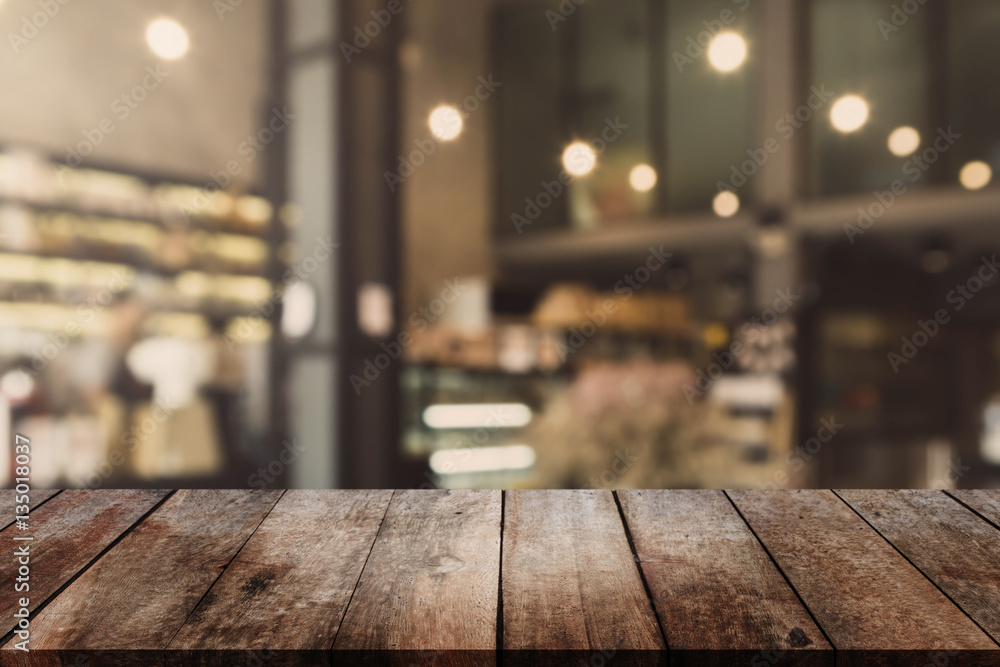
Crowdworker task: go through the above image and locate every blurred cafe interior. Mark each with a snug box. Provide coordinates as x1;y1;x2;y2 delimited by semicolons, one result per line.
2;0;1000;490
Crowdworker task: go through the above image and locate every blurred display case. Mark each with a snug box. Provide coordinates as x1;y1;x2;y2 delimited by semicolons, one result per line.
399;280;805;490
0;148;281;488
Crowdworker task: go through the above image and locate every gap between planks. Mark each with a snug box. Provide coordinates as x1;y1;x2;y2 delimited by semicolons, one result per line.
496;489;505;667
611;490;671;656
0;489;177;649
832;489;1000;649
945;489;1000;532
162;489;288;651
326;489;396;653
721;489;839;656
19;489;1000;662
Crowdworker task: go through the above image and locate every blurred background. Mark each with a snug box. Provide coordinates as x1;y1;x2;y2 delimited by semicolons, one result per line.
1;0;1000;490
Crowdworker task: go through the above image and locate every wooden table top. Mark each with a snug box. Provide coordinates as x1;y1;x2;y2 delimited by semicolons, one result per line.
1;489;999;666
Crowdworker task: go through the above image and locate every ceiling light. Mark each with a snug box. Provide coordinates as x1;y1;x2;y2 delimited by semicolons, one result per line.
707;32;747;72
830;95;869;133
146;18;189;60
959;161;992;190
629;164;657;192
712;190;740;218
562;142;597;177
428;105;463;142
887;126;920;157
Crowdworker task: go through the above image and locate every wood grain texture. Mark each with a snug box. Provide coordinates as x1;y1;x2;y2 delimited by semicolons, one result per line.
502;490;665;667
0;490;170;638
619;490;831;666
166;490;393;667
333;490;501;666
0;489;282;667
949;490;1000;527
729;490;999;665
0;490;60;530
838;490;1000;644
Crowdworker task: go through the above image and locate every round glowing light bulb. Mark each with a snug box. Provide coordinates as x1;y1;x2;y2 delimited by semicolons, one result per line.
830;95;869;133
887;126;920;157
629;164;657;192
712;190;740;218
428;105;463;141
707;32;748;72
959;161;992;191
146;18;189;60
562;142;597;177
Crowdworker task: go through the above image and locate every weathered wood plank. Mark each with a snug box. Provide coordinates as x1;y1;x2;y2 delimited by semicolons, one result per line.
502;490;665;667
618;490;832;665
333;490;501;666
166;490;393;667
949;490;1000;527
0;490;170;639
838;490;1000;644
0;490;61;530
728;490;999;664
0;489;282;667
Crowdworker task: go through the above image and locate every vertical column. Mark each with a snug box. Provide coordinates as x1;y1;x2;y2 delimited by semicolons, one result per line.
751;0;802;313
337;0;404;488
278;0;343;488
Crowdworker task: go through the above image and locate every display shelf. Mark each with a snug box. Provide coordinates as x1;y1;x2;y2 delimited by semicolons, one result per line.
0;247;268;279
0;147;281;488
0;196;272;239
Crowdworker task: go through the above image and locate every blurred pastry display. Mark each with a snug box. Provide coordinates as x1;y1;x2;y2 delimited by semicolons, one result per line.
0;147;275;487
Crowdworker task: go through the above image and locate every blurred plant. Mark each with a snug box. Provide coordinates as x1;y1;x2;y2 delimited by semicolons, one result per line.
529;359;700;488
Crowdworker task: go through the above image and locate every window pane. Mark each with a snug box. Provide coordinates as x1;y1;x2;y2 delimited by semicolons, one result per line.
666;0;755;213
807;0;930;197
570;0;652;226
948;0;1000;190
495;6;563;238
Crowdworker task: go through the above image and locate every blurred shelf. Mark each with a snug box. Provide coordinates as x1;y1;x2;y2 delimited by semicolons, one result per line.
790;186;1000;238
0;247;268;279
494;214;754;272
0;196;271;239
